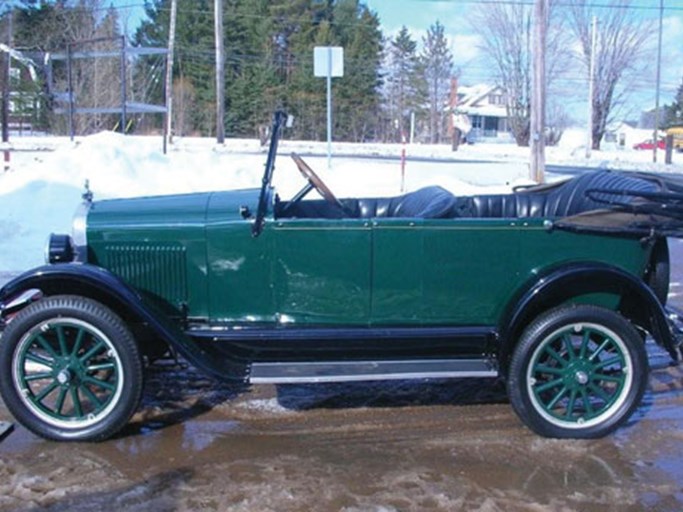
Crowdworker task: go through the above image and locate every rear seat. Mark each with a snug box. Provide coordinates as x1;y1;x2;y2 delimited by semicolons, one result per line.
469;171;657;219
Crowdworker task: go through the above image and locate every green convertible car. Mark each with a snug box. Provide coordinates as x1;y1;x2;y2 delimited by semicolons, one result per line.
1;111;683;442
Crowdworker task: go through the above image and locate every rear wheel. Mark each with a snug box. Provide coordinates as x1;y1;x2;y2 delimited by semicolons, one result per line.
508;305;647;438
0;295;143;441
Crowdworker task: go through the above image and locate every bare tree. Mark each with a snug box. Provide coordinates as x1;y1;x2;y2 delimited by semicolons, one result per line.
470;1;571;146
14;1;126;135
566;0;653;150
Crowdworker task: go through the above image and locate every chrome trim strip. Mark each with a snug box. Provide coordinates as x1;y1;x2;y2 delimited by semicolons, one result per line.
249;359;498;384
71;201;91;262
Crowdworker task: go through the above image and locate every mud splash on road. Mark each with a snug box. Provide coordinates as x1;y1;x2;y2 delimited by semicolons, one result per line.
2;349;683;511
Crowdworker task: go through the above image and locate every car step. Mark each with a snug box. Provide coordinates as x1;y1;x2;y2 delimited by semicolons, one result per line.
249;358;498;384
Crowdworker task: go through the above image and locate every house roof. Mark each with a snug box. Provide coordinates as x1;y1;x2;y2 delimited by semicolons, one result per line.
452;84;507;118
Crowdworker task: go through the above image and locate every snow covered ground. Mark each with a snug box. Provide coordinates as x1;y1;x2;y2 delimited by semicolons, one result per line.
1;129;682;272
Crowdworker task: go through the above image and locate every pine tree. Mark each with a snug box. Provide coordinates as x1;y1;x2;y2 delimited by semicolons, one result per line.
135;0;215;135
332;0;383;142
663;77;683;128
420;21;453;144
385;26;423;142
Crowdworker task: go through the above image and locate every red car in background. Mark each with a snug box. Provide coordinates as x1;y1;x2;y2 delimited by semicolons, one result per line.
633;138;666;150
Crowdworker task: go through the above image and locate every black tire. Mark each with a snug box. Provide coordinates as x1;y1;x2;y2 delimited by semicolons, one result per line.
508;305;647;439
0;295;143;441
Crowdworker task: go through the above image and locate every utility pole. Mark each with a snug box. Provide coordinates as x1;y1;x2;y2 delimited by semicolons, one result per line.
586;16;597;159
2;8;12;171
653;0;664;163
449;77;460;151
164;0;178;153
214;0;225;144
530;0;547;183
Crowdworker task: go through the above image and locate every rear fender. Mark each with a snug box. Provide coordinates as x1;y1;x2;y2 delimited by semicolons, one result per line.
0;264;247;381
498;262;677;375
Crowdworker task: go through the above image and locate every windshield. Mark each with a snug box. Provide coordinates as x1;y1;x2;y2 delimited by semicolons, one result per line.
252;111;289;236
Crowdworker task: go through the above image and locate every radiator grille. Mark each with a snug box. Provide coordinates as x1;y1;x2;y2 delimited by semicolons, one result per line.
104;244;187;306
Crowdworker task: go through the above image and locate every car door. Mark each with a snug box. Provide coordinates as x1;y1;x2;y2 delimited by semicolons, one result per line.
270;217;373;324
371;218;521;326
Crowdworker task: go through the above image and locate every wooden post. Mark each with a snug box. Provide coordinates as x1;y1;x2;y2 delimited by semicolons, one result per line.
586;16;597;158
2;9;11;170
164;0;178;152
530;0;547;183
215;0;225;144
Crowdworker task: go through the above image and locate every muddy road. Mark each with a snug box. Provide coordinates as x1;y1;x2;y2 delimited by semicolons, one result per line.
3;243;683;511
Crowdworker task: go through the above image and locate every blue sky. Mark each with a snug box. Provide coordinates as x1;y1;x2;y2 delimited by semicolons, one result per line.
110;0;683;118
364;0;683;118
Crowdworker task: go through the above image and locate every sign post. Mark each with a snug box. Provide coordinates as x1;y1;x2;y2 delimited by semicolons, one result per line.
314;46;343;169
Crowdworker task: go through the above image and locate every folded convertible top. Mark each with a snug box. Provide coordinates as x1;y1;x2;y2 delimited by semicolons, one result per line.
552;171;683;237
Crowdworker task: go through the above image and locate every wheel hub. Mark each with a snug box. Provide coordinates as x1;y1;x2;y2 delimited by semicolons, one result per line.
564;360;593;390
56;368;72;385
575;370;589;385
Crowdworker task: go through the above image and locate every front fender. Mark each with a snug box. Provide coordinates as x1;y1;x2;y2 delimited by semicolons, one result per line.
0;264;247;381
498;262;678;373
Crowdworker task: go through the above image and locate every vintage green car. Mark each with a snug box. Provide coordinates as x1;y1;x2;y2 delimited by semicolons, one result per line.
1;111;682;442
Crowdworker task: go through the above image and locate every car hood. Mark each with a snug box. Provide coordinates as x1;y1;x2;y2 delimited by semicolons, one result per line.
87;188;261;229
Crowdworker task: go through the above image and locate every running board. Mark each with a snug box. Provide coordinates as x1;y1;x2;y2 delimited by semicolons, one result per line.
249;358;498;384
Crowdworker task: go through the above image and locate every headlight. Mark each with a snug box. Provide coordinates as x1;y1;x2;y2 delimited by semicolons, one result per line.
45;234;74;264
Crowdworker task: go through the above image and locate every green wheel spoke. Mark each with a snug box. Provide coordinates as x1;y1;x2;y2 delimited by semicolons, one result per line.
594;356;622;371
588;383;612;403
579;331;591;359
80;385;103;408
55;387;68;416
34;381;60;402
56;325;69;356
543;346;568;367
70;387;83;417
589;339;611;362
535;364;564;376
562;334;576;361
534;377;564;394
25;352;55;369
83;376;116;392
35;335;60;360
592;372;625;384
579;388;595;416
86;362;116;373
79;340;106;364
565;389;578;418
70;328;86;357
24;371;54;382
546;385;569;410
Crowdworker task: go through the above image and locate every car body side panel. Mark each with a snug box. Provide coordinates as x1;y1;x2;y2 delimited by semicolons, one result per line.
370;218;648;326
86;192;212;317
270;219;372;324
371;218;522;325
206;190;274;323
0;264;249;380
85;193;649;331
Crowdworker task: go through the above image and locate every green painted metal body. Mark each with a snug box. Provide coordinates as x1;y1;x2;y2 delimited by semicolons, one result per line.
86;190;650;328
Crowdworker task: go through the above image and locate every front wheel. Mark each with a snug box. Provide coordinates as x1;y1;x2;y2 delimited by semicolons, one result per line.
508;305;648;438
0;295;143;441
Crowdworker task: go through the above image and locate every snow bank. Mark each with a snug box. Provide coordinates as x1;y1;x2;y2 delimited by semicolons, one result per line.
1;131;681;272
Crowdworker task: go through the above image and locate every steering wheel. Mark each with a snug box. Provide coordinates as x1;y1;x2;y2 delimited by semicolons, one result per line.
290;152;344;210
